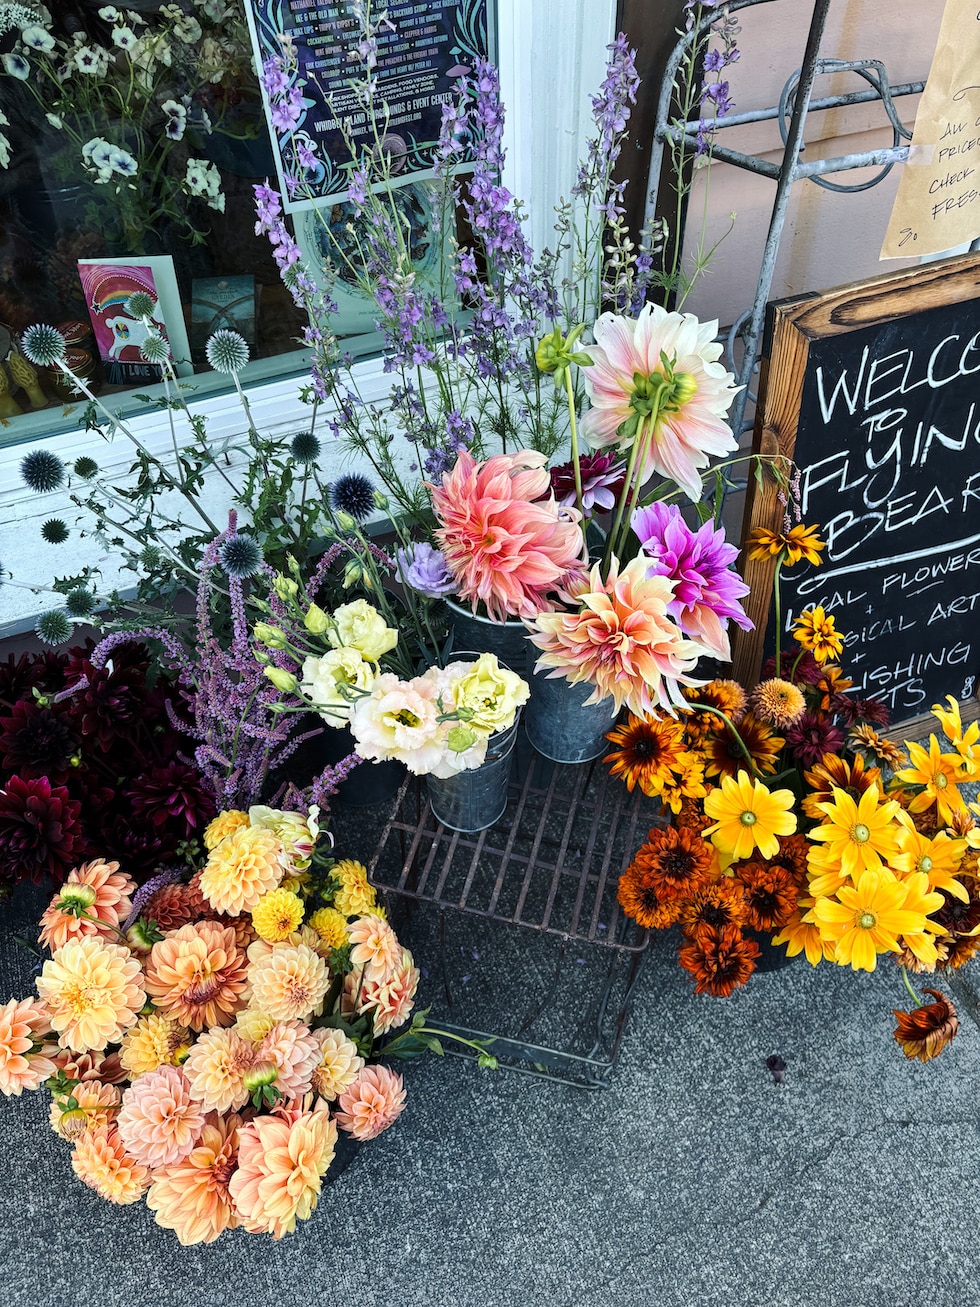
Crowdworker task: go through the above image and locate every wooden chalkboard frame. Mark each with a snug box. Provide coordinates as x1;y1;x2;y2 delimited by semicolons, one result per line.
731;251;980;732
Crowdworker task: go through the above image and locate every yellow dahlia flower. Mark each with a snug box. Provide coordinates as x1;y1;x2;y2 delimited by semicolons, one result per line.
119;1014;192;1078
203;809;250;851
813;867;928;971
702;771;797;861
251;888;305;942
308;907;349;951
37;936;145;1054
199;826;288;917
234;1009;276;1043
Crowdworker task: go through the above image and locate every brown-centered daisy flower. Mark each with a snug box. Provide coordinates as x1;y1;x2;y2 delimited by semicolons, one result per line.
677;924;760;996
604;714;689;795
802;753;883;822
674;797;716;839
679;879;748;938
629;825;714;901
746;523;825;568
752;678;807;729
766;833;811;887
848;725;906;771
933;882;980;969
735;862;800;932
892;989;959;1062
705;712;785;778
616;863;682;930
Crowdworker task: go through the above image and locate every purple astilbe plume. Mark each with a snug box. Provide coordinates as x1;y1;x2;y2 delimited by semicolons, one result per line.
632;501;753;662
93;513;322;811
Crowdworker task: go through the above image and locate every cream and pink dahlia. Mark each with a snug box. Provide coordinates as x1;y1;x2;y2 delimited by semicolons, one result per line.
256;1020;320;1102
117;1065;206;1169
0;996;56;1095
580;303;739;502
143;921;248;1031
526;555;707;717
350;949;420;1034
430;449;585;622
247;942;329;1022
228;1103;337;1239
36;936;144;1053
335;1064;407;1141
182;1026;254;1113
70;1124;151;1205
147;1111;242;1245
38;859;137;952
309;1026;364;1101
199;825;288;917
347;913;403;981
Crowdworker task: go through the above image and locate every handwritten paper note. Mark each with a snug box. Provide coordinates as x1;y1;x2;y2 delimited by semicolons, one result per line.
881;0;980;259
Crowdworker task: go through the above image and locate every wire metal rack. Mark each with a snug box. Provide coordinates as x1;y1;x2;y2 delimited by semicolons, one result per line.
367;737;663;1088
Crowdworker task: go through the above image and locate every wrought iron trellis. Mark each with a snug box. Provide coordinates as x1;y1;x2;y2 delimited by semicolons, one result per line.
367;740;658;1089
646;0;980;437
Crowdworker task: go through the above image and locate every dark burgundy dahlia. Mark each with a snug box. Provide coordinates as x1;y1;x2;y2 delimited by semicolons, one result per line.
0;774;83;886
0;700;80;783
123;763;216;837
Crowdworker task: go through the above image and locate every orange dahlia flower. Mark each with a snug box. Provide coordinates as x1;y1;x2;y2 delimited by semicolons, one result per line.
182;1027;254;1113
247;942;330;1022
527;555;706;717
38;859;137;952
0;996;56;1095
430;449;584;622
117;1065;206;1169
70;1124;151;1205
147;1112;243;1245
229;1103;337;1238
199;825;288;917
144;921;248;1031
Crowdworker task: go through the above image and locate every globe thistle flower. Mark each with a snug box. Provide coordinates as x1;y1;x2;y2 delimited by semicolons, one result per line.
20;449;65;493
21;323;67;368
125;292;155;320
139;332;170;366
205;329;250;374
330;473;375;521
73;456;99;479
65;588;96;618
290;431;321;464
40;518;69;544
35;610;72;645
218;534;263;579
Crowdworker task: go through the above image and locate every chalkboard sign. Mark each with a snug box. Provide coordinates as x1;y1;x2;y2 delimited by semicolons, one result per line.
732;252;980;726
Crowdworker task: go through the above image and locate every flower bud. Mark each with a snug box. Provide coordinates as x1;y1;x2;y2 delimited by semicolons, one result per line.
254;622;288;649
334;510;357;531
273;574;299;600
303;603;331;635
342;560;363;589
243;1060;279;1092
127;919;163;953
55;884;97;916
56;1105;89;1142
447;725;478;753
264;666;298;693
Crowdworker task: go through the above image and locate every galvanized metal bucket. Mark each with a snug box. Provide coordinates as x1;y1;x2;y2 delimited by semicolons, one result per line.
524;671;618;764
444;598;530;678
426;715;521;832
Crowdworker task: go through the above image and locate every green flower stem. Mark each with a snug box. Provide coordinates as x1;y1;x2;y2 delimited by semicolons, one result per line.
603;412;649;573
773;557;784;672
562;364;585;521
900;965;922;1007
684;701;763;780
381;1023;498;1066
616;418;657;561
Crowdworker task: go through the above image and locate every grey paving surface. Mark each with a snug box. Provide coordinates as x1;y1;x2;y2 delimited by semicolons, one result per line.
2;815;978;1307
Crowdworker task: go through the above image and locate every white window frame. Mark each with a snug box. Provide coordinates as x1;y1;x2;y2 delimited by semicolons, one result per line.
0;0;617;638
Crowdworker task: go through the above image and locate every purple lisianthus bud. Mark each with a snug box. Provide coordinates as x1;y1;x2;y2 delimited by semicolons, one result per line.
396;542;457;599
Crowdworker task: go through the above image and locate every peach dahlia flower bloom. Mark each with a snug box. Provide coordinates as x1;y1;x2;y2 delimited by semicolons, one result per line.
430;449;585;622
347;913;403;981
229;1103;337;1239
247;943;329;1023
38;859;137;952
144;921;248;1031
0;997;56;1095
71;1125;151;1205
256;1020;320;1102
526;556;708;717
147;1112;242;1245
199;825;288;917
49;1079;120;1140
117;1065;206;1169
183;1027;254;1113
335;1064;407;1141
580;303;739;502
347;948;420;1035
36;936;145;1053
310;1026;364;1101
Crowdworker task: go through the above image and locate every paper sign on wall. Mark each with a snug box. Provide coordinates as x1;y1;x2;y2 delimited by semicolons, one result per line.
881;0;980;259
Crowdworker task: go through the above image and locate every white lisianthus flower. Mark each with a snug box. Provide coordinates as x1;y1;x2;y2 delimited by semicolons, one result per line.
161;98;186;141
329;599;399;662
112;25;138;51
98;5;120;19
108;146;138;177
82;137;114;171
301;649;377;725
73;46;105;74
21;25;55;52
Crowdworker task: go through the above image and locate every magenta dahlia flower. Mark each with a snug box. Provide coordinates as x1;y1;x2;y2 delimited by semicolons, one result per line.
631;502;752;661
580;304;739;501
549;451;626;517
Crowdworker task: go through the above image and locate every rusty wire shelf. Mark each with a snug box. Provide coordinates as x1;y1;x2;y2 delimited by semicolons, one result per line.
367;737;664;1088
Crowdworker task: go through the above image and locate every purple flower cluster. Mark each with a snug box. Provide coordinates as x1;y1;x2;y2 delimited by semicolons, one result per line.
684;1;741;155
396;542;456;599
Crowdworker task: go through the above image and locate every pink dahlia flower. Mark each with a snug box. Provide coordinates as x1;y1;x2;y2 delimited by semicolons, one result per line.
526;555;708;717
147;1112;242;1245
335;1064;407;1141
0;997;56;1095
229;1102;337;1238
580;304;739;502
632;501;752;661
117;1065;206;1170
430;450;585;622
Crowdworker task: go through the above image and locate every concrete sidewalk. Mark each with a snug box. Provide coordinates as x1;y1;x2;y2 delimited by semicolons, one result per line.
2;841;977;1307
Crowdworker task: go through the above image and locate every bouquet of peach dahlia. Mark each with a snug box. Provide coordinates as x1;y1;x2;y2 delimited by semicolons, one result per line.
0;804;484;1243
610;564;980;1064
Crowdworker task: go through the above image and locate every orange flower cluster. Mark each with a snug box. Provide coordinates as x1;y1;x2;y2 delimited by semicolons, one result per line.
0;806;414;1245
